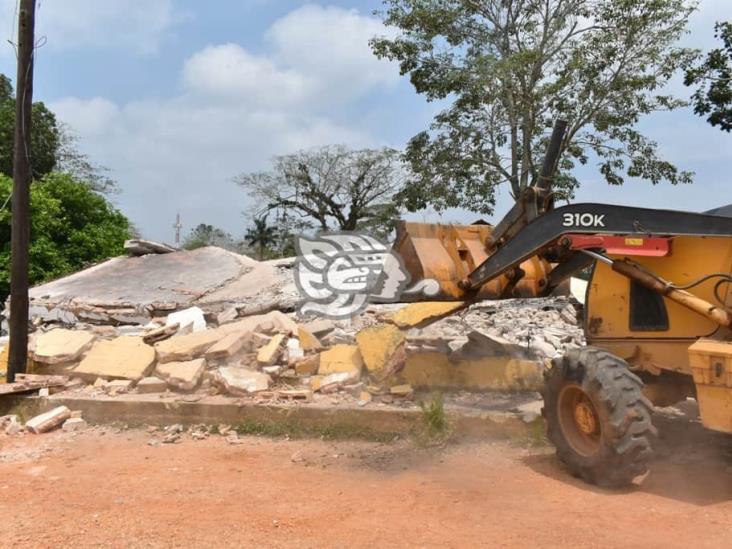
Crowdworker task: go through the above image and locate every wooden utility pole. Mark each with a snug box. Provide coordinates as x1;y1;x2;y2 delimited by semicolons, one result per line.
8;0;36;383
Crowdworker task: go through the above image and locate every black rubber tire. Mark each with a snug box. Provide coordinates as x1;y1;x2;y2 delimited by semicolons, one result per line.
542;347;657;487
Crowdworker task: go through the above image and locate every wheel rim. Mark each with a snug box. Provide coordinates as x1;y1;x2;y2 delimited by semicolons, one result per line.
557;384;602;457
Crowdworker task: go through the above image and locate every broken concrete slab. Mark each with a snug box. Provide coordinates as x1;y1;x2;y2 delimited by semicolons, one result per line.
62;417;87;431
154;329;221;363
216;307;238;325
31;329;95;365
257;334;285;366
205;332;248;360
294;354;320;376
105;379;133;395
297;327;323;351
317;344;364;378
155;358;206;391
390;384;414;397
25;405;71;434
356;324;405;379
28;247;254;323
74;337;156;381
388;301;467;328
302;318;335;337
166;306;206;333
136;376;168;394
124;239;176;256
142;323;179;345
212;367;271;395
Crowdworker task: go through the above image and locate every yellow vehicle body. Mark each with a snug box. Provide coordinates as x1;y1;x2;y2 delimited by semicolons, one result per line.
584;235;732;433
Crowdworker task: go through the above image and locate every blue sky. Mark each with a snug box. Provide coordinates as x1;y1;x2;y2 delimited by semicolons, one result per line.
0;0;730;243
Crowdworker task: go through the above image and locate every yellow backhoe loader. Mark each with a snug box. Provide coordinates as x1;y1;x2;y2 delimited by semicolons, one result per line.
394;120;732;486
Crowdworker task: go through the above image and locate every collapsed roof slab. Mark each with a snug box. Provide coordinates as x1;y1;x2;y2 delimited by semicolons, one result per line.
28;246;257;314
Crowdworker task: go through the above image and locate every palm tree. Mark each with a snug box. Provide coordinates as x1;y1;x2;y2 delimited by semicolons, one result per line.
245;215;278;260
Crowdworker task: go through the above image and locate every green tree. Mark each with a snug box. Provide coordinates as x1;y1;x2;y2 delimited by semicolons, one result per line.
182;223;241;252
245;215;278;260
685;21;732;131
372;0;697;216
0;74;60;181
235;146;405;238
0;172;131;299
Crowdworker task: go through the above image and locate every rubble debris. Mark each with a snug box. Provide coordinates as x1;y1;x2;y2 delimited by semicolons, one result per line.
4;415;22;435
277;389;312;401
317;344;363;378
205;332;248;360
216;307;238;325
30;329;95;365
62;417;87;431
105;379;134;395
356;324;405;380
124;238;176;256
155;358;206;391
75;336;156;381
294;354;320;376
155;329;221;363
0;374;69;396
285;337;304;363
25;406;71;434
166;306;206;333
136;376;168;393
390;384;414;397
142;323;179;345
297;327;322;351
257;334;285;366
212;367;271;395
302;318;335;337
388;301;467;328
312;371;357;392
357;391;372;406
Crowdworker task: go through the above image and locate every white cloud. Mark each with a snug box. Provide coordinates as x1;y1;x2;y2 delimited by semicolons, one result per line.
0;0;179;55
47;5;400;241
181;44;311;106
266;4;399;99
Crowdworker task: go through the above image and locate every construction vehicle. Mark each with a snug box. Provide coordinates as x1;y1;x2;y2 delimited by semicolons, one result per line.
394;120;732;486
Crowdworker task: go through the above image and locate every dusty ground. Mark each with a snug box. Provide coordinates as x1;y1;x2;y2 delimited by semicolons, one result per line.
1;408;732;548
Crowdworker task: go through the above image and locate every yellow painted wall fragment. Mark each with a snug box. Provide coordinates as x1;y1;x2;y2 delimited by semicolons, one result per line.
355;324;405;374
388;301;467;328
317;344;363;376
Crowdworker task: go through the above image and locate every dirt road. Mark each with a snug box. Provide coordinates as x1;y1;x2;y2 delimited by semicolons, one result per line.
1;410;732;548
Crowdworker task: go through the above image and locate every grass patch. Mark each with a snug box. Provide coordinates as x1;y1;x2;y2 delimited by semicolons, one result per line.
416;392;451;446
511;418;548;448
234;418;398;443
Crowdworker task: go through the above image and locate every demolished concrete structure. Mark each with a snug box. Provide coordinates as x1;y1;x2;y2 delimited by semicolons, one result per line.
3;245;585;412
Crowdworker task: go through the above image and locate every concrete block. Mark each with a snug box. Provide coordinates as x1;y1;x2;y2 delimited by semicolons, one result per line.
31;329;95;365
205;332;248;360
257;334;285;366
25;406;71;434
356;324;405;379
75;337;155;381
294;354;320;376
136;376;168;393
297;327;323;351
155;358;206;391
213;367;271;395
155;329;221;363
317;344;363;377
166;306;206;333
62;417;87;431
105;379;133;394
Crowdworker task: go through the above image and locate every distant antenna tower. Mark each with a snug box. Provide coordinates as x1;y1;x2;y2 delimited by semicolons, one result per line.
173;212;182;248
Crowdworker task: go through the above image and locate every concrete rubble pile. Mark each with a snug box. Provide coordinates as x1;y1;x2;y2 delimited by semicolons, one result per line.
0;245;585;406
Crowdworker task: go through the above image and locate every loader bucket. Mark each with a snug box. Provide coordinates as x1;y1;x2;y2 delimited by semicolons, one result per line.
393;220;551;300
